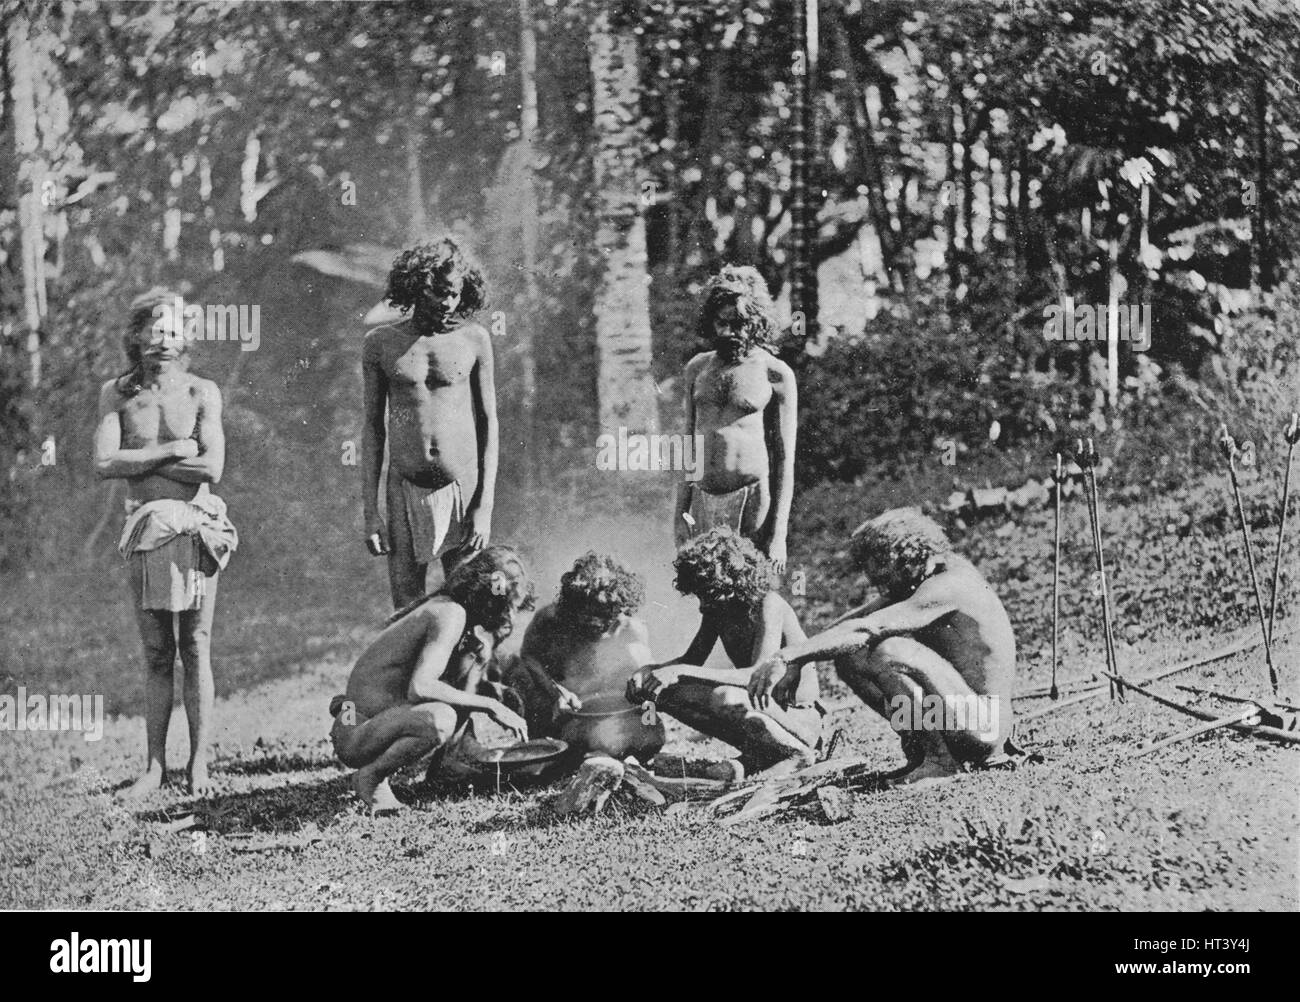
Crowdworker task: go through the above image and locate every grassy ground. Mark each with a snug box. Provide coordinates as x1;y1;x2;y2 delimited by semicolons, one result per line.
2;468;1298;911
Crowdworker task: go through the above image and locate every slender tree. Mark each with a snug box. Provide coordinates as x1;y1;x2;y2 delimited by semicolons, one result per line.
588;2;658;435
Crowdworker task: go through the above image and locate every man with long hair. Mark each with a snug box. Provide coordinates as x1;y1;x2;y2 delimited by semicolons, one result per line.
627;528;822;780
329;546;534;813
751;508;1017;785
509;553;665;761
94;288;237;799
675;265;797;574
362;236;500;608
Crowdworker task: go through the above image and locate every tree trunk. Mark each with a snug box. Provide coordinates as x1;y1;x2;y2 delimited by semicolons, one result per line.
789;0;821;349
959;96;975;264
404;55;429;242
588;6;658;435
1254;73;1272;292
516;0;539;489
681;41;728;269
828;7;900;292
8;9;47;388
664;88;680;266
945;99;960;305
1105;227;1120;412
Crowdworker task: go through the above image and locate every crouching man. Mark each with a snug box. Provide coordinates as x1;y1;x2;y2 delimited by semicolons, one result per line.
627;528;823;781
330;546;534;813
508;553;665;762
751;508;1016;785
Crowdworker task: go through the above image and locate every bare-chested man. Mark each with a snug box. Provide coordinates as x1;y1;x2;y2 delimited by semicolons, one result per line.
675;266;796;573
507;554;665;762
330;546;533;812
95;288;237;799
363;238;499;609
751;508;1017;785
627;528;822;781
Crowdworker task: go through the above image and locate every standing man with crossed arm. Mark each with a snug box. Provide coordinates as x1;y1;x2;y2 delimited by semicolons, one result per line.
95;288;237;799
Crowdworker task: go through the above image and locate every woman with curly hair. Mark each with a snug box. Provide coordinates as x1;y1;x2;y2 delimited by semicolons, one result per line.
328;546;534;812
509;553;665;761
674;265;798;575
627;528;823;781
361;236;500;609
751;508;1019;786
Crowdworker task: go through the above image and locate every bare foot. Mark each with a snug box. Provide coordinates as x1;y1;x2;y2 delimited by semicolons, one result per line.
118;765;165;802
702;759;746;785
886;754;963;789
187;761;215;797
353;770;404;814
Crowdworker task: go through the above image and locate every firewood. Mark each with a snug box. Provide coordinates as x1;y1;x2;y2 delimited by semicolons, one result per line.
553;755;624;815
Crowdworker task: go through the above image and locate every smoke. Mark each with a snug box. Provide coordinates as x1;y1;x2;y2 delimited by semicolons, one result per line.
493;497;711;665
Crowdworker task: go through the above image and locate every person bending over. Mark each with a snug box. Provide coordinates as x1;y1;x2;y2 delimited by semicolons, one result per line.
329;546;533;812
751;508;1016;785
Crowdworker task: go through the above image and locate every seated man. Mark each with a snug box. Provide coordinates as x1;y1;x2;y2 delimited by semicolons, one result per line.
750;508;1016;785
508;554;665;761
330;546;534;813
626;528;823;781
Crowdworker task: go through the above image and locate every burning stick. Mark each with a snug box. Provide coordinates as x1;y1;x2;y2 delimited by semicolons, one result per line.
1049;452;1068;700
1267;413;1300;664
1077;438;1123;700
1218;424;1277;695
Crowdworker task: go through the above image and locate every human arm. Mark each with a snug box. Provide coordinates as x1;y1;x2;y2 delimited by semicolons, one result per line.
360;333;389;555
673;357;703;548
407;604;526;738
747;593;808;707
517;654;583;717
465;327;499;551
627;617;746;700
155;380;225;483
763;358;797;573
763;576;957;669
828;593;891;628
93;383;198;479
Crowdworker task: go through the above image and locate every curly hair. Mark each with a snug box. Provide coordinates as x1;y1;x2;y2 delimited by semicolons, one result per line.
673;527;777;611
850;508;953;598
696;265;780;356
385;237;487;320
117;286;186;396
553;552;645;640
387;546;535;650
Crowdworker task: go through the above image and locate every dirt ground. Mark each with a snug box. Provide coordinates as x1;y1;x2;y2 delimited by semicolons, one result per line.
2;619;1296;911
4;478;1300;912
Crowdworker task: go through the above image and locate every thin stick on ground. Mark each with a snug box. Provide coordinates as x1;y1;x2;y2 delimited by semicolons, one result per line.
1050;451;1067;700
1176;682;1300;714
1132;706;1261;759
1016;626;1295;723
1219;424;1278;695
1266;413;1299;658
1078;437;1123;700
1098;669;1300;747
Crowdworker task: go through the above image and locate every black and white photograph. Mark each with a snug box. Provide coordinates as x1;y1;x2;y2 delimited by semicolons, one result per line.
0;0;1297;934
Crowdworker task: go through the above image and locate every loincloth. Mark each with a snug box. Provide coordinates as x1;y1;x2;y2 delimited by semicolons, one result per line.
118;495;238;611
685;482;757;536
399;477;466;563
